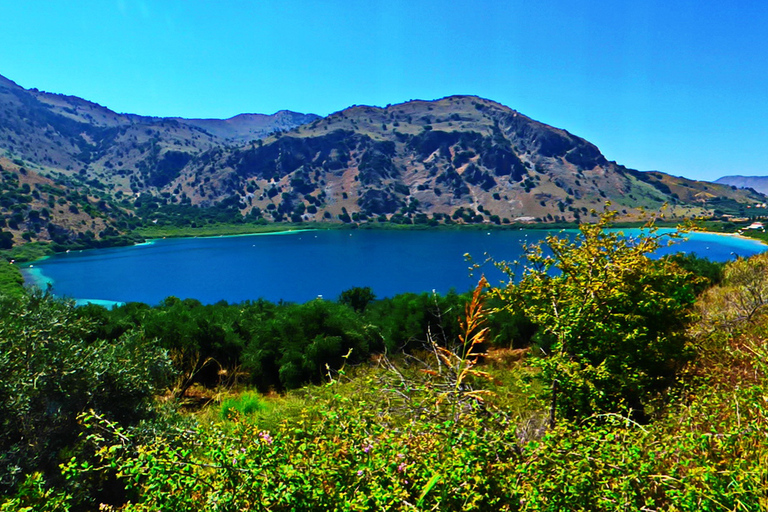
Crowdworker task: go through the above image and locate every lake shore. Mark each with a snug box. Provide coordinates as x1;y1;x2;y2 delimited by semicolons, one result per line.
138;220;768;250
7;219;766;268
21;227;766;307
692;227;768;246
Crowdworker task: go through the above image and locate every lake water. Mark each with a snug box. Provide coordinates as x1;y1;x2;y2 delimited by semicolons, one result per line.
21;228;767;306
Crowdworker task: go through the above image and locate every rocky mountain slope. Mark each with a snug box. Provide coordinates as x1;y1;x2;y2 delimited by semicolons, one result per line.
0;73;318;246
0;74;315;192
0;72;764;246
166;96;762;225
0;156;137;250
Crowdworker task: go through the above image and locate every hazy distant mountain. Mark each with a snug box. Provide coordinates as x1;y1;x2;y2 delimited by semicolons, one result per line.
715;175;768;195
175;111;321;144
0;71;764;246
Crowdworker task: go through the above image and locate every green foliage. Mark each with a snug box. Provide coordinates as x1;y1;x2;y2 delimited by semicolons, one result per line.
484;295;537;348
0;290;173;495
664;252;724;294
219;391;265;420
0;241;54;263
692;252;768;336
74;289;485;395
494;210;698;423
242;299;380;390
61;331;768;511
515;404;767;511
364;290;468;352
0;231;12;250
415;278;498;420
65;386;524;511
0;260;24;298
7;221;768;509
0;472;71;511
338;286;376;313
90;297;254;397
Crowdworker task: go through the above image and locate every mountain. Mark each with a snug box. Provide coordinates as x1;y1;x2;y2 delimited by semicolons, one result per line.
715;175;768;196
0;155;139;250
0;72;764;247
166;96;763;224
0;73;317;190
173;111;321;144
0;73;319;247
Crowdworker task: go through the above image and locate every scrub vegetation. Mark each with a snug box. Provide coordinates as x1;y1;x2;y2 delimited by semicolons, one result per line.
1;212;767;511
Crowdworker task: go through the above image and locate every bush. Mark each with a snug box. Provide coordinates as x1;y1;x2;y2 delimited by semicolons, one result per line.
242;299;381;391
0;260;24;298
692;251;768;336
0;290;173;494
493;210;698;423
338;286;376;313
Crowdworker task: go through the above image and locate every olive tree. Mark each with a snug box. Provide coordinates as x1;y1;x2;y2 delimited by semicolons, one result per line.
0;290;173;493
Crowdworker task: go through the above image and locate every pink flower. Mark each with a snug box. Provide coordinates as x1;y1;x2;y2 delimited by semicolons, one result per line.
258;431;273;444
397;462;406;473
362;443;373;454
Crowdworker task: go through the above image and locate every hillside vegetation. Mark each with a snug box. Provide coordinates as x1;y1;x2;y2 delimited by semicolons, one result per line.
1;213;766;510
2;72;767;253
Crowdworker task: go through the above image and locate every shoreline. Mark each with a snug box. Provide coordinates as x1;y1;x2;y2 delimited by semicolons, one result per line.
15;220;768;267
690;228;768;247
17;225;767;307
146;227;321;242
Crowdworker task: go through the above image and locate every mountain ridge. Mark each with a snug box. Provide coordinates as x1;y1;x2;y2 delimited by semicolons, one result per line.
0;72;764;248
173;110;322;144
170;94;756;225
715;175;768;196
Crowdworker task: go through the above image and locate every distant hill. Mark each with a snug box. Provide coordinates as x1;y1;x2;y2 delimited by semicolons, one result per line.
0;73;319;246
715;175;768;195
0;71;765;247
174;111;321;144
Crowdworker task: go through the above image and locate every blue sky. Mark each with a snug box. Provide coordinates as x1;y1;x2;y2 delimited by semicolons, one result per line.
1;0;767;182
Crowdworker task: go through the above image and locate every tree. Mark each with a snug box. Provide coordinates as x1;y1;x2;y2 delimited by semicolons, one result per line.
138;297;246;396
0;230;14;249
0;290;173;494
338;286;376;313
242;300;380;390
492;210;697;424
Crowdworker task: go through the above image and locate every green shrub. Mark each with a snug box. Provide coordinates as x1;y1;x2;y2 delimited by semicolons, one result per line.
494;210;698;424
0;290;173;495
242;299;381;390
0;260;24;298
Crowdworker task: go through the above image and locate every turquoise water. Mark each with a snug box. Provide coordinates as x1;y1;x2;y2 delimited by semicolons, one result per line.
21;229;767;306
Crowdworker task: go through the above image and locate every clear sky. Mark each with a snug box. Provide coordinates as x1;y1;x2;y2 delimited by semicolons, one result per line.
1;0;767;182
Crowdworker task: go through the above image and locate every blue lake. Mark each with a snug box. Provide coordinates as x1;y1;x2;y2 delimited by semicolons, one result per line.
21;228;767;306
